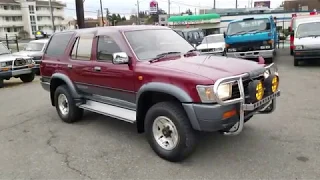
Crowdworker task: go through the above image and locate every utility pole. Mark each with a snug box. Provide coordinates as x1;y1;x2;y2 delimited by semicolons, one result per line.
105;8;109;26
213;0;216;9
136;0;140;25
48;0;55;32
236;0;238;9
99;0;104;26
75;0;85;28
168;0;170;17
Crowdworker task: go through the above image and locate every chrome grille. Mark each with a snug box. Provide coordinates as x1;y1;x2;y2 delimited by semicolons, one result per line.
14;58;27;66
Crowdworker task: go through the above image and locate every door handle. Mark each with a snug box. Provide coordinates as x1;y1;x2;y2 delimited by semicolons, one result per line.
93;66;101;71
67;64;72;69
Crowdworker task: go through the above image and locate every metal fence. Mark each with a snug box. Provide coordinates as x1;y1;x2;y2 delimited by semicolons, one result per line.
0;34;20;52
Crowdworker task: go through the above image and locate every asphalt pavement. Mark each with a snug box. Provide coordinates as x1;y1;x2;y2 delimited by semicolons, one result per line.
0;49;319;180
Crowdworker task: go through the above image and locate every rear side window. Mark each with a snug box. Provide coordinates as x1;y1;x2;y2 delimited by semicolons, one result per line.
71;34;94;60
45;32;73;56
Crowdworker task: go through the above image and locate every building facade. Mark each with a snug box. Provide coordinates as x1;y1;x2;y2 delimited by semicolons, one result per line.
0;0;66;38
284;0;320;11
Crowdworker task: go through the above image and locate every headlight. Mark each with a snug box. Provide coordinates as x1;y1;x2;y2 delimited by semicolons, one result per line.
26;58;34;64
264;74;279;95
0;61;11;67
260;45;270;49
196;83;232;103
248;80;264;102
295;45;303;50
228;48;236;52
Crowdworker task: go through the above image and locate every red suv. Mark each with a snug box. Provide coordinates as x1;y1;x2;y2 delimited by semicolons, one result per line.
40;25;280;162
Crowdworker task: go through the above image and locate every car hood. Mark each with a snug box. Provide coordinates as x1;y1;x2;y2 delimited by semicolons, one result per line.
0;54;30;62
151;55;265;81
12;50;43;57
294;36;320;48
196;42;225;50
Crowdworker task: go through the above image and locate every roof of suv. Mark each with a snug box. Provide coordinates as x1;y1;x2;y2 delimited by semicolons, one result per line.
55;25;171;36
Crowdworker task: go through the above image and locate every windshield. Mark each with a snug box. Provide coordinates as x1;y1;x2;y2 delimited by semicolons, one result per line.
24;42;44;51
201;35;224;44
125;29;194;60
296;22;320;38
227;18;270;35
0;43;10;55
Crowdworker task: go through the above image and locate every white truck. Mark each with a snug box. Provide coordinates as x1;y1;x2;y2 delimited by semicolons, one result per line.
293;17;320;66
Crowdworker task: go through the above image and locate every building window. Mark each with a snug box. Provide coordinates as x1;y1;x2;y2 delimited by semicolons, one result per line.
5;28;11;32
4;6;8;10
29;5;35;14
31;25;37;34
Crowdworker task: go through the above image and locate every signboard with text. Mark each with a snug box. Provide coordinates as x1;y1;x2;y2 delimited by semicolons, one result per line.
149;0;158;14
254;1;270;8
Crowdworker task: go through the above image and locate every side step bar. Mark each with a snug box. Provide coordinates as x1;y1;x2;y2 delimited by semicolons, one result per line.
79;100;136;123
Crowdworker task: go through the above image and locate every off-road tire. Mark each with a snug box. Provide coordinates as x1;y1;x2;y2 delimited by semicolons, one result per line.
20;73;35;83
145;101;198;162
54;85;83;123
0;78;4;88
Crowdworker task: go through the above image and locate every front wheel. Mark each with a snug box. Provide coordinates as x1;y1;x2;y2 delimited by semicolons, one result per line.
145;101;197;162
20;73;35;83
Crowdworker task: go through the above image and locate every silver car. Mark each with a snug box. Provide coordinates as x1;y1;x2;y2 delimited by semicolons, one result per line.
13;39;49;75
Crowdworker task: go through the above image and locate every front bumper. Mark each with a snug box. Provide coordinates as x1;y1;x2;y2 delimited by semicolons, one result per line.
294;49;320;60
184;63;280;135
200;51;224;56
0;67;33;79
227;49;274;59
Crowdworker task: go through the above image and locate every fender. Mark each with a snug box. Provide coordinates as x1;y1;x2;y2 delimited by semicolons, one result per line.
50;73;81;99
136;82;193;104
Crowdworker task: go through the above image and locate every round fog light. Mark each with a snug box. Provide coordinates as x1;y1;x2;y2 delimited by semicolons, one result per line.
248;80;265;102
264;74;279;95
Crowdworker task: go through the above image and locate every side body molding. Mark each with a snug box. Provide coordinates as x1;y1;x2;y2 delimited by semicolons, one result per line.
50;73;81;99
136;82;193;104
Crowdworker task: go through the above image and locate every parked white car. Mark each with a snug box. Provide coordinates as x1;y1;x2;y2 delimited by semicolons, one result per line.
13;39;49;75
196;34;225;56
293;17;320;66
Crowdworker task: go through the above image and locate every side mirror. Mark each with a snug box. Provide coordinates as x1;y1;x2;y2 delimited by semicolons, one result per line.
112;52;129;64
223;31;226;38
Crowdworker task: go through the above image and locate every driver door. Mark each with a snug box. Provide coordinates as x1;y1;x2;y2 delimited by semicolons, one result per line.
90;35;135;107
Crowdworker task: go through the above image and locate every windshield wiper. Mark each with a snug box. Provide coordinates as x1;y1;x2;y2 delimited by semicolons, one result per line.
229;31;247;36
149;51;181;62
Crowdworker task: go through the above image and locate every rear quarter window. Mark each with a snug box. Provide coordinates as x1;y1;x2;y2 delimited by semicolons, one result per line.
45;32;74;57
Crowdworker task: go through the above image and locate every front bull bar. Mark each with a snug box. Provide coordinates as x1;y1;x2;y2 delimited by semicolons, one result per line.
213;63;280;136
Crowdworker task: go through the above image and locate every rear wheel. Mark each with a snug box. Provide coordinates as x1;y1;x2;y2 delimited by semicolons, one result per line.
54;85;83;123
145;101;197;162
20;73;35;83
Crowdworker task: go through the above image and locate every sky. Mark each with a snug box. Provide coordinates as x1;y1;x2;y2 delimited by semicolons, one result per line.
61;0;283;19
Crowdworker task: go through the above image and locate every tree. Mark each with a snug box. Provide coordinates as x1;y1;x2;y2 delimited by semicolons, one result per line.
121;16;126;21
185;9;192;15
